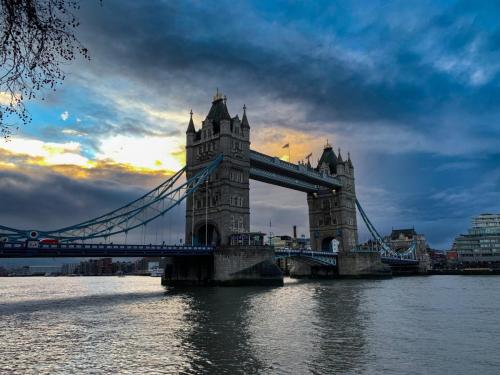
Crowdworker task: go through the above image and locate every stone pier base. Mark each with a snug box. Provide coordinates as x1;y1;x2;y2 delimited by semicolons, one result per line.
338;252;391;278
161;246;283;287
213;246;283;286
287;259;337;278
161;255;213;286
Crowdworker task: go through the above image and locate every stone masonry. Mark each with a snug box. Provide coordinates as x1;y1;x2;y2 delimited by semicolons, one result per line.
185;92;250;246
307;142;358;253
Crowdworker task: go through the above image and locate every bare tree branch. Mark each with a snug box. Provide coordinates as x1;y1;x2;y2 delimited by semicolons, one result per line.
0;0;90;139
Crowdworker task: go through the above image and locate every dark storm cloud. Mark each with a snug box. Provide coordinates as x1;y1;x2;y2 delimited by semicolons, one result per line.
0;169;145;230
0;170;188;243
74;0;500;133
7;0;500;250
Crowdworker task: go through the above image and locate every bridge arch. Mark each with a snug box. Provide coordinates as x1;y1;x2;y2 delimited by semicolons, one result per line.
321;236;336;251
195;221;220;246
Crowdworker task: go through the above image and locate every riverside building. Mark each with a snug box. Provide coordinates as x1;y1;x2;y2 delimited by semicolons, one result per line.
454;214;500;265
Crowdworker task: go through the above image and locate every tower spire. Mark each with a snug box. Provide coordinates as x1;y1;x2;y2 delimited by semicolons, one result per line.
337;147;343;162
241;103;250;129
186;109;195;134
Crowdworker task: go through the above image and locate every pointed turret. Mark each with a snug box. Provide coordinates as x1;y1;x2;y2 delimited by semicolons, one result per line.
241;104;250;129
316;140;338;174
187;109;195;134
337;148;343;162
347;151;353;168
206;89;231;122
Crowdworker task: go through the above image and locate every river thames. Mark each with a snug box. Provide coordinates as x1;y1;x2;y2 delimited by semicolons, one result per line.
0;276;499;374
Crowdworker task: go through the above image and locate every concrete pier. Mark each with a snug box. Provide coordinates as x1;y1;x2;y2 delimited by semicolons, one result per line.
287;259;337;278
214;246;283;286
162;255;213;286
162;246;283;287
337;252;391;278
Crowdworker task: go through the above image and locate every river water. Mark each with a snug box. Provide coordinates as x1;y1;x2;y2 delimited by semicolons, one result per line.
0;276;499;374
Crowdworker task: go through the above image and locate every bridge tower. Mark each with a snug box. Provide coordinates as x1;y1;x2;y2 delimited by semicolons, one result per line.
185;92;250;246
307;142;358;252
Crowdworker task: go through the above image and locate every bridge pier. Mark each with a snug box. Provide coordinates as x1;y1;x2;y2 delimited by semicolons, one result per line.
162;246;283;287
162;255;213;286
337;252;391;278
213;246;283;286
287;259;337;278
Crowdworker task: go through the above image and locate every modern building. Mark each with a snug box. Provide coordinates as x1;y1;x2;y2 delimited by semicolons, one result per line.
61;263;79;275
454;214;500;265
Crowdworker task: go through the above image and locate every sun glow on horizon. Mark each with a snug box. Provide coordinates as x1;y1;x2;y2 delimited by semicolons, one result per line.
0;133;185;179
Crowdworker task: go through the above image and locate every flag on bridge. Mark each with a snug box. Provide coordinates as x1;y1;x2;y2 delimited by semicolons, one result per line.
282;143;289;149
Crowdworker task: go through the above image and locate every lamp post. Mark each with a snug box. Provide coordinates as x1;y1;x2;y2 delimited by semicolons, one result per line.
205;179;208;247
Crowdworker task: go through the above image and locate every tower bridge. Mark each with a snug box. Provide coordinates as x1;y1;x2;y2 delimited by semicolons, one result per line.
186;92;357;254
0;91;421;285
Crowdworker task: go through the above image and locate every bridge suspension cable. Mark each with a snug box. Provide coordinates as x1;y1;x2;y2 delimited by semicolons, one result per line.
355;199;416;260
0;154;223;242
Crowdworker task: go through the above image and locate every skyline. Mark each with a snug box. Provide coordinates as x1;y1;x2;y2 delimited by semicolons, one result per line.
2;1;500;249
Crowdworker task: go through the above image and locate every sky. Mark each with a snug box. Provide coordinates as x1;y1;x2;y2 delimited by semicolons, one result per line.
1;0;500;253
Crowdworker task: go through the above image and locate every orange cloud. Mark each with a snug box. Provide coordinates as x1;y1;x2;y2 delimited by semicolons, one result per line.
251;126;331;165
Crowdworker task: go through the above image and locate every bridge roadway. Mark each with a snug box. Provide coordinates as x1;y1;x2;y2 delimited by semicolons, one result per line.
0;242;414;267
0;242;338;262
0;242;214;258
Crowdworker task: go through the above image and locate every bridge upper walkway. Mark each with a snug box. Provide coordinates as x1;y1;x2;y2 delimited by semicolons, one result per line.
249;150;341;192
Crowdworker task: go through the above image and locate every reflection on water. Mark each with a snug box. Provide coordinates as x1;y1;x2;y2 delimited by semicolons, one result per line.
1;276;500;374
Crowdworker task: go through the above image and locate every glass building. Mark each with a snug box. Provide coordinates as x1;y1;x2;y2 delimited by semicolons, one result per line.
454;214;500;264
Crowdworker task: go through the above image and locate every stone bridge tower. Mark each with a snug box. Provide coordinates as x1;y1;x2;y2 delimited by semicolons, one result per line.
308;142;358;252
185;92;250;246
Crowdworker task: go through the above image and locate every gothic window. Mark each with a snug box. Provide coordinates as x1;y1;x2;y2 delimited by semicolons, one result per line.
324;215;331;225
319;219;323;226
